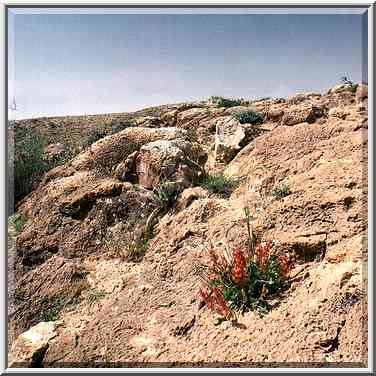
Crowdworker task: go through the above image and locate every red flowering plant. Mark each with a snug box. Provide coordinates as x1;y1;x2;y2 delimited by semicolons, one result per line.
196;207;293;318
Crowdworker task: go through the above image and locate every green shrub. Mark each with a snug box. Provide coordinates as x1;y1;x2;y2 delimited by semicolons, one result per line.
153;182;179;210
197;209;292;318
233;111;264;125
340;76;358;93
13;128;46;203
87;288;106;306
198;174;239;197
272;186;290;199
217;98;242;108
83;128;107;148
9;212;27;234
39;296;66;321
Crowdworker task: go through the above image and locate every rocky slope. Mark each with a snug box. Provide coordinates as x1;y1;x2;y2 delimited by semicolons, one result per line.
9;83;368;367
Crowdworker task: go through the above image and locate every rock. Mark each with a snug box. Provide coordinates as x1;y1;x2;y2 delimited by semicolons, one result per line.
177;108;210;123
281;104;323;126
9;321;58;367
328;83;354;94
135;116;162;128
214;116;260;162
175;187;209;211
355;84;368;101
136;139;206;189
267;106;285;122
44;143;65;160
161;110;178;127
71;127;186;172
328;106;351;120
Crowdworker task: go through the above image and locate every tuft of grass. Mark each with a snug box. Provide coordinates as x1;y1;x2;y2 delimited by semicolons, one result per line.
39;296;66;322
198;174;239;197
233;111;264;125
87;288;106;306
153;182;179;210
272;186;290;199
9;212;27;234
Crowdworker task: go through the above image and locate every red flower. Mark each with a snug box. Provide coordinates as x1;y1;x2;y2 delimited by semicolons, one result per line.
199;287;232;318
232;247;247;286
278;254;291;278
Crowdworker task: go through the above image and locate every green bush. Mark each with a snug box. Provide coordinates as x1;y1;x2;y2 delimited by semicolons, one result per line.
233;111;264;125
11;127;72;207
83;128;107;148
340;76;358;93
153;182;179;210
39;296;66;321
9;212;27;234
272;186;290;199
216;98;243;108
13;128;46;203
198;174;239;197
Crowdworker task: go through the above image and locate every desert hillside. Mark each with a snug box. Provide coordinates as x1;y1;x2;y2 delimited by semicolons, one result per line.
8;82;368;367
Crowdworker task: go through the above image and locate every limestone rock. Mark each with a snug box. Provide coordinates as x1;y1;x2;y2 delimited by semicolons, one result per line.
9;322;58;367
175;187;209;211
281;104;323;126
136;139;206;189
214;116;261;162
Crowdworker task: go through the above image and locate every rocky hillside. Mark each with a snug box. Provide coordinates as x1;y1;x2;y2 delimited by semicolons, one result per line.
9;83;368;367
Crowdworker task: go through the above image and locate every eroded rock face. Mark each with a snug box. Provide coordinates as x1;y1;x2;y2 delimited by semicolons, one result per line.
9;322;57;367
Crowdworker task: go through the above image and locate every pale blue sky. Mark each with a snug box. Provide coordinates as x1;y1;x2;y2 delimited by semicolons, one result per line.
8;8;368;119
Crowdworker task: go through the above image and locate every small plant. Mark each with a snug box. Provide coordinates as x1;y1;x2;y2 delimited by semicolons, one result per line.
233;111;264;125
39;296;66;321
87;288;106;306
196;208;292;319
216;98;242;108
105;222;149;262
9;212;27;234
152;182;179;210
198;174;239;197
272;186;290;199
340;76;358;93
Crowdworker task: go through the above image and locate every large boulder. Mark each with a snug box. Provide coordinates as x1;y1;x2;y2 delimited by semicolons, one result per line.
281;104;324;126
71;127;186;172
9;322;58;367
214;116;261;162
136;139;206;189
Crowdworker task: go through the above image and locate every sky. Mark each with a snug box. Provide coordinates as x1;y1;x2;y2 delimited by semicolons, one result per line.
8;8;368;119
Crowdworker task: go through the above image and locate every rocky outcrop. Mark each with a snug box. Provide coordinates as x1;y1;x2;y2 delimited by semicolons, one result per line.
10;83;368;367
